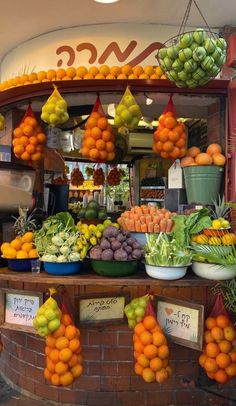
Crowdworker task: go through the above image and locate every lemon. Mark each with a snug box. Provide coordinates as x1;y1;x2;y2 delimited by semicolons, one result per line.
211;219;222;230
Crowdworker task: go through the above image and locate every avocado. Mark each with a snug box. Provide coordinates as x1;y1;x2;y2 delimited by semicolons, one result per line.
98;210;107;220
85;208;97;219
87;200;100;211
78;208;86;218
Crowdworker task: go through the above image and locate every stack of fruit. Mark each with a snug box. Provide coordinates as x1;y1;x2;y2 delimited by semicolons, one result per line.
33;290;61;337
12;115;46;162
71;166;84;187
106;167;122;186
81;111;115;162
133;315;172;383
1;231;38;259
153;111;187;159
199;314;236;383
76;199;107;223
44;312;83;387
181;143;226;167
124;295;149;328
41;87;69;127
114;87;142;130
93;167;105;186
157;28;227;88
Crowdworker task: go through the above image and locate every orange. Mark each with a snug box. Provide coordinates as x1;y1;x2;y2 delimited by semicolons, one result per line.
10;238;22;251
28;248;38;259
37;133;46;144
144;65;154;76
150;357;162;372
137;354;150;368
163;141;174;152
95;73;105;79
20;151;31;161
51;373;60;386
134;340;144;353
216;352;231;369
158;345;169;360
187;146;201;158
31;152;43;161
206;143;222;156
102;130;112;142
140;331;153;346
86;116;97;129
214;369;229;384
46;335;56;348
205;317;217;330
99;150;108;161
2;246;17;259
144;344;158;359
60;371;74;387
134;351;141;360
65;325;77;341
46;357;56;373
1;242;11;254
53;324;66;338
96;139;106;151
61;313;73;326
59;348;73;363
134;362;144;375
89;66;99;77
204;357;219;373
216;315;230;329
97;117;108;130
81;146;90;158
152;331;166;347
99;66;110;76
134;322;146;337
121;65;133;76
206;342;220;358
19;136;29;146
219;340;232;354
166;365;173;377
49;349;60;363
142;367;155;383
56;337;69;350
155;66;164;77
160;151;170;159
117;73;127;79
76;66;88;78
89;148;100;161
158;128;169;142
55;361;68;376
110;66;121;77
168;130;179;143
138;73;149;79
56;68;66;79
45;346;51;356
195;153;213;165
37;71;47;81
164;116;177;129
85;137;96;149
29;136;38;145
47;69;56;80
143;315;157;331
44;368;52;381
225;362;236;377
155;368;169;383
19;74;29;85
224;326;236;342
23;125;34;137
25;144;35;155
169;147;181;159
229;350;236;362
84;73;94;79
71;364;83;378
13;128;24;138
21;242;33;253
69;338;81;353
199;353;207;368
211;326;224;342
107;151;115;161
16;250;28;259
66;67;76;79
133;66;144;77
91;127;102;140
68;353;79;368
106;141;115;152
175;138;186;149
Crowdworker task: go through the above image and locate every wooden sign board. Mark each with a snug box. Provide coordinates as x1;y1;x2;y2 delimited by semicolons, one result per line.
0;288;43;333
77;293;128;325
155;296;204;350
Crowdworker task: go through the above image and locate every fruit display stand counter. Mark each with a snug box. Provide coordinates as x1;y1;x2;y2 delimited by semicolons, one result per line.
1;266;236;406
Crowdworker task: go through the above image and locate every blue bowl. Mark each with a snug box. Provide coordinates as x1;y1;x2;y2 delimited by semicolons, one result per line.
43;261;83;276
7;258;38;272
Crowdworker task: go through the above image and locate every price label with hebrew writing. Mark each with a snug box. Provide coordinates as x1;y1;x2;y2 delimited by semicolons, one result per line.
155;296;204;350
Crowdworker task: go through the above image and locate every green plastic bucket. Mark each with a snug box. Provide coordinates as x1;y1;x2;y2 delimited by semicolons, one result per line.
183;165;224;205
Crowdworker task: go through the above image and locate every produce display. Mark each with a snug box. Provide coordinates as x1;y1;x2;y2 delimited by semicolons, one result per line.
106;167;122;186
0;113;5;130
41;85;69;127
33;288;61;337
12;106;46;162
71;165;84;187
157;28;227;88
89;225;143;261
181;143;226;167
199;313;236;383
93;167;105;185
44;312;83;386
117;206;176;233
76;199;107;221
124;295;149;328
140;189;164;199
114;86;142;130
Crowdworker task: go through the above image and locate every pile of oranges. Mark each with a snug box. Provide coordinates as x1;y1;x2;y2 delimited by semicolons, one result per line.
12;115;46;162
133;315;172;383
1;231;38;259
153;111;187;159
44;313;83;387
0;65;167;92
199;314;236;384
81;111;115;162
181;143;226;167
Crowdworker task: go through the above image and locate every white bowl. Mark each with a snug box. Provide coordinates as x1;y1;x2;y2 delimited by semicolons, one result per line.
145;263;188;280
192;261;236;280
130;232;147;248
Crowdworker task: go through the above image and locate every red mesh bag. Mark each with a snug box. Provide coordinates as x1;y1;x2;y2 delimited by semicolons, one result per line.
199;293;236;384
93;164;105;186
12;104;46;163
133;296;172;383
81;96;115;163
152;95;187;160
44;288;83;387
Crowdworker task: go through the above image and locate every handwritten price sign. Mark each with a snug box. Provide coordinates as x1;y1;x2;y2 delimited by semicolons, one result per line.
78;294;127;325
156;296;204;350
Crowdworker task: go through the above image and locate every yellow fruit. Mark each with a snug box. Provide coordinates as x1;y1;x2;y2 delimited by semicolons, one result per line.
208;236;222;246
28;249;38;258
212;219;222;230
21;231;34;243
21;242;33;253
10;238;22;251
3;246;17;259
1;242;11;254
221;234;235;246
195;235;209;244
16;250;29;259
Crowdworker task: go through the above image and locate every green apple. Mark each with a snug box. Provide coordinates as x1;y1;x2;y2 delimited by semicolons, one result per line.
168;70;179;81
204;38;216;54
120;109;132;123
134;306;145;317
163;56;172;70
116;104;125;115
138;297;148;308
198;76;211;86
55;105;65;117
178;70;191;81
184;59;197;72
128;319;136;328
191;42;199;51
36;315;48;327
179;32;193;48
129;116;140;129
167;45;180;59
193;28;207;44
159;59;166;70
44;308;57;321
38;326;49;337
49;113;59;126
126;309;135;319
43;102;55;114
185;79;198;88
207;64;220;77
158;47;168;60
179;48;193;62
216;37;227;51
193;47;207;62
211;46;223;63
201;56;215;71
61;112;69;123
56;99;67;110
192;67;206;80
172;59;184;72
130;298;140;308
215;53;226;67
175;81;187;88
114;115;122;127
123;95;134;107
48;318;61;332
136;317;144;323
128;104;141;116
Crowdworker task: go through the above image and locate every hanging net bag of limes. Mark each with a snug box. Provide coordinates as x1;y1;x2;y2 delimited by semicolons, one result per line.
156;0;227;88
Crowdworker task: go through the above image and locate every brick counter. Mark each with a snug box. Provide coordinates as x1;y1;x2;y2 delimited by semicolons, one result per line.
0;273;236;405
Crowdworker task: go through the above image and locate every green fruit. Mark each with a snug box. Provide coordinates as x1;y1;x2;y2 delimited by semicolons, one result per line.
126;309;135;319
184;59;197;72
36;315;48;327
128;319;136;328
167;45;180;60
193;28;207;45
178;70;191;81
129;116;140;129
97;223;105;232
185;79;198;88
136;316;144;323
78;208;86;218
216;38;227;51
215;53;226;67
211;46;223;63
179;32;193;48
168;70;179;81
55;105;65;117
98;210;107;220
114;116;123;127
123;95;134;108
48;318;61;332
33;318;38;328
44;308;57;321
43;102;55;114
116;104;125;115
130;298;140;308
85;209;97;220
38;326;49;337
134;307;145;317
49;113;59;126
204;38;216;54
192;67;206;80
120;109;133;124
201;56;215;71
41;111;50;123
103;219;112;227
175;81;187;88
163;56;172;70
45;297;58;310
56;99;67;109
158;47;168;59
172;59;184;72
178;48;192;62
190;42;199;51
128;104;141;116
87;200;100;210
193;47;207;62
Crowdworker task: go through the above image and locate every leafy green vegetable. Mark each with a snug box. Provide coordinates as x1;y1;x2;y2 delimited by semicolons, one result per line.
173;209;211;247
192;243;236;268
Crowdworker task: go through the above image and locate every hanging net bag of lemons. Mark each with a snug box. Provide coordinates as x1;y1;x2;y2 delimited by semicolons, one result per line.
156;0;227;88
41;85;69;127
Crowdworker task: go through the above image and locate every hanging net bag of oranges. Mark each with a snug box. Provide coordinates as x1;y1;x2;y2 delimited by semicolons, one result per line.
199;293;236;384
12;104;47;162
153;95;187;159
114;86;142;131
133;296;172;384
156;0;227;89
41;84;69;127
81;96;115;162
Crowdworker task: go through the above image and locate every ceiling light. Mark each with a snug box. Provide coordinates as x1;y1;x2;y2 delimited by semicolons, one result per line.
145;93;153;105
94;0;119;3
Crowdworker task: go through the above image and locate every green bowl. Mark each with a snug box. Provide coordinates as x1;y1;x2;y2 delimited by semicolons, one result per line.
90;259;139;277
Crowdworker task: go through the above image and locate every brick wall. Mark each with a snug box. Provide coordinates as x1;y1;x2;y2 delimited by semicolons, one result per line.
0;282;236;405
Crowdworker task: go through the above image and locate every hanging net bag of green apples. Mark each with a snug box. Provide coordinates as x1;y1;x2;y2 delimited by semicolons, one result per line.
156;0;227;88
